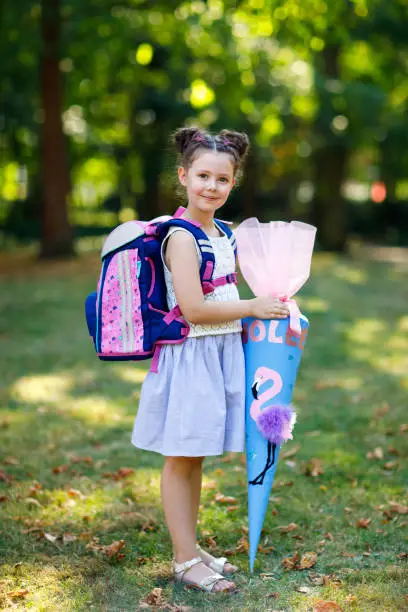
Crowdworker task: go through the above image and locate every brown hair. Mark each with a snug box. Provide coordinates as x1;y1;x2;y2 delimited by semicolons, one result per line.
172;127;250;176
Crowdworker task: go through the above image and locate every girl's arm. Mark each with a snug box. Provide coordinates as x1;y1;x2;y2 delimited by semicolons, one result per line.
165;231;288;325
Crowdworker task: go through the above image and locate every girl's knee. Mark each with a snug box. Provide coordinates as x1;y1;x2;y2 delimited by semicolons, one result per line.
164;456;203;474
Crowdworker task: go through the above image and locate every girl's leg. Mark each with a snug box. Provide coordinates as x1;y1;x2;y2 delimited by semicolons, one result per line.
190;458;203;539
161;456;235;592
190;459;237;576
161;456;202;562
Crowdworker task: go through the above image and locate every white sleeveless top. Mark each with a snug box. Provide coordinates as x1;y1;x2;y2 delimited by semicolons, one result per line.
161;225;242;338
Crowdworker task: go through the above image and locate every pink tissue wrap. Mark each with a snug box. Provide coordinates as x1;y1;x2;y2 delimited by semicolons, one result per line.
235;218;317;335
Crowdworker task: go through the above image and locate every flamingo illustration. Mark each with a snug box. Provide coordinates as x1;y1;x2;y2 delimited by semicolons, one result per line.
249;367;283;486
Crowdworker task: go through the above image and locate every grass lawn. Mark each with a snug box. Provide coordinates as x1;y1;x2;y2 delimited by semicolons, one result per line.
0;246;407;611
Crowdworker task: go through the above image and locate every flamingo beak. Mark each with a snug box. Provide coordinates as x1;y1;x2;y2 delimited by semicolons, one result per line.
251;375;263;400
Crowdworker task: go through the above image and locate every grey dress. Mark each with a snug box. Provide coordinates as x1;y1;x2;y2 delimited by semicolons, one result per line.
131;225;245;457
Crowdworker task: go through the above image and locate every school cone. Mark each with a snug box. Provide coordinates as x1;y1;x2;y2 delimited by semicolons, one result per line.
243;315;309;571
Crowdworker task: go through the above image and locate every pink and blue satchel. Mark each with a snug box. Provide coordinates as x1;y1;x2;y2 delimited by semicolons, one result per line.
85;207;238;372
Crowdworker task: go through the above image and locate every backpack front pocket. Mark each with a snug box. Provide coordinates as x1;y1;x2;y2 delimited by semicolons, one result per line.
98;249;144;355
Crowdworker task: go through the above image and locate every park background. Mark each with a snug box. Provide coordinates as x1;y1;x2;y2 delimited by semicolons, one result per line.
0;1;407;610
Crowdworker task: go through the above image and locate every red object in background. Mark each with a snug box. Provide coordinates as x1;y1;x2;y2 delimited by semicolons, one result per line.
371;181;387;203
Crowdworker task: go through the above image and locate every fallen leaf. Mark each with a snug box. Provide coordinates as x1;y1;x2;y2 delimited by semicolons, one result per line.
304;458;324;477
383;461;398;470
143;587;165;606
277;523;299;533
7;589;29;599
204;536;217;550
296;585;313;594
52;464;69;474
308;572;326;586
344;595;357;604
3;456;19;465
399;424;408;432
312;601;343;612
299;551;318;569
68;488;86;500
0;470;12;483
280;444;300;459
25;497;43;507
366;447;384;460
397;552;408;559
374;402;389;418
356;518;372;529
265;591;279;599
282;550;300;570
282;550;317;571
62;533;77;544
44;532;59;544
325;532;334;542
0;495;9;502
214;492;237;504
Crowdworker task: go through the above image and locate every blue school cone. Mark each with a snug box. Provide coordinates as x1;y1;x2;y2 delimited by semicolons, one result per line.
242;315;309;571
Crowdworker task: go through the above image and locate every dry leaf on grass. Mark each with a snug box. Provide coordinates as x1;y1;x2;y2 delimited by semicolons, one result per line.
280;444;300;459
366;447;384;460
304;458;324;477
282;550;318;570
312;601;343;612
86;538;125;560
383;461;398;470
0;495;10;502
344;594;357;604
356;518;372;529
277;522;298;533
3;456;19;465
52;464;69;474
214;492;237;504
103;467;134;480
296;585;313;594
140;587;191;610
265;591;280;599
7;589;29;599
0;470;12;483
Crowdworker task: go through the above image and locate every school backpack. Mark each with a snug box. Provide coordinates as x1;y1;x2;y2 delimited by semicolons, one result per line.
85;206;238;372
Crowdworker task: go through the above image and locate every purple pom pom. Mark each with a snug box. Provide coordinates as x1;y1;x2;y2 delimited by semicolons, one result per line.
255;404;296;445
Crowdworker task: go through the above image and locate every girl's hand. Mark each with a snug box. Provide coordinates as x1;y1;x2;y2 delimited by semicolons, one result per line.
250;296;289;319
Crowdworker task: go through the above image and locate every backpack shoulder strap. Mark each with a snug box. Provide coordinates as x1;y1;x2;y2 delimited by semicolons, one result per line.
158;218;215;282
214;219;237;259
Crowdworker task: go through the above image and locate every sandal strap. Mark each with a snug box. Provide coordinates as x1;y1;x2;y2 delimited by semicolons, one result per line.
200;574;226;592
209;557;228;574
173;556;202;579
196;545;228;574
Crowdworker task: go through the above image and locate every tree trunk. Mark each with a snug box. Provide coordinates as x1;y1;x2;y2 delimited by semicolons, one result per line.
40;0;74;258
312;43;349;251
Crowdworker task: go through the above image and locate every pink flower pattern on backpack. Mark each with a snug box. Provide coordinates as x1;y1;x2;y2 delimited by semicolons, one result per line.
99;251;143;354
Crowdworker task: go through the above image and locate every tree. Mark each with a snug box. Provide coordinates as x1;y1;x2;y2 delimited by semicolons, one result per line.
40;0;73;257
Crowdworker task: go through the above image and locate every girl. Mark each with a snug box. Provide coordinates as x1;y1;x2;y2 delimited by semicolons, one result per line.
131;127;289;593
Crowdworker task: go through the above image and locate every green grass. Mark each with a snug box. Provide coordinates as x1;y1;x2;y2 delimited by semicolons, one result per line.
0;249;407;611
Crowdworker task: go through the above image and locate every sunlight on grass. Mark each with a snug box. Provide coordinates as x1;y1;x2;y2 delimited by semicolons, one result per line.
68;396;127;424
345;317;408;378
332;263;367;284
116;366;148;384
297;296;329;313
11;373;75;403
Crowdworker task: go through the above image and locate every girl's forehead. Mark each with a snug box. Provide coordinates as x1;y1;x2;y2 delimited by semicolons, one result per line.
190;151;234;174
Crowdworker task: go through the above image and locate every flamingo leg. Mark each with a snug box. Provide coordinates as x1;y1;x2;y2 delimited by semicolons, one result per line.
248;442;277;486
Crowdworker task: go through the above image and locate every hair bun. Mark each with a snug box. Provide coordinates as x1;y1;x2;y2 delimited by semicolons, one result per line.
173;127;204;154
219;129;250;158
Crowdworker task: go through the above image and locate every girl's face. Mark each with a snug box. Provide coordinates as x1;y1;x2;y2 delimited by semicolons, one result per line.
178;150;235;215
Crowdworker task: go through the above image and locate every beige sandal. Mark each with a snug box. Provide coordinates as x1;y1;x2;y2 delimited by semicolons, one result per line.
196;544;238;576
173;556;236;593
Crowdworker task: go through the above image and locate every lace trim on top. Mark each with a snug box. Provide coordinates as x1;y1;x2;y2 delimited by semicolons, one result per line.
161;226;242;337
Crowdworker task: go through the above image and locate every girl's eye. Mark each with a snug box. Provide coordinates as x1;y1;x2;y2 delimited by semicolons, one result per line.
199;173;208;179
219;177;228;183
